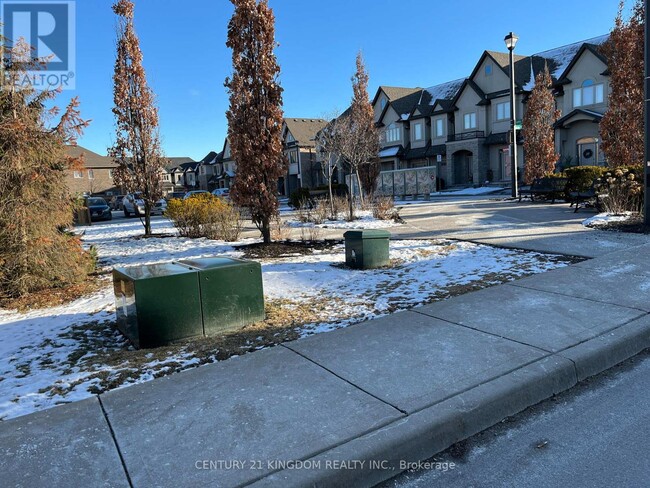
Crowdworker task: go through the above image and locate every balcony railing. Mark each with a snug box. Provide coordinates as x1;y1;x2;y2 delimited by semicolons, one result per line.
447;131;485;142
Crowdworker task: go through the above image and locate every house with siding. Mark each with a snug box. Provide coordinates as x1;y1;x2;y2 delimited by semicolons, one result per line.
64;145;119;196
281;118;328;195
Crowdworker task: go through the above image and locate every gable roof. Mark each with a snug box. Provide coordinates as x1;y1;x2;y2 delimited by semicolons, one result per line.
66;145;117;169
372;86;421;106
283;118;328;147
517;34;609;90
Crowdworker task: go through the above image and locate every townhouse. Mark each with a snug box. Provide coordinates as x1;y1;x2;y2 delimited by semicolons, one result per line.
65;145;119;196
281;118;329;195
371;34;610;188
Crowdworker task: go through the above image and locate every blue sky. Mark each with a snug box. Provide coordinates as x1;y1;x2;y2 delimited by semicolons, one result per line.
55;0;630;160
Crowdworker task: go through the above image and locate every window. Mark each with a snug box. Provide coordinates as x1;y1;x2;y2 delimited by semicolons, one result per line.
73;170;83;178
413;122;423;141
573;80;604;107
485;64;493;76
464;112;477;130
108;169;114;179
380;97;387;110
385;123;400;143
496;101;510;121
87;169;94;180
435;118;444;137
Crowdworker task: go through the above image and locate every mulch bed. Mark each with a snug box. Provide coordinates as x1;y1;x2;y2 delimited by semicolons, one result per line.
590;213;650;234
236;239;342;259
0;276;105;312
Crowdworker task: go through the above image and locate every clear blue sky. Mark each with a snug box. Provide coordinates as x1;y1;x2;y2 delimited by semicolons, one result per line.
57;0;631;161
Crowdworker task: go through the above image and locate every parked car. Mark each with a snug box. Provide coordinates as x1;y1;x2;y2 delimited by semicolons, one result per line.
211;188;230;199
123;193;167;217
85;197;112;222
183;190;210;199
109;194;125;211
166;192;186;201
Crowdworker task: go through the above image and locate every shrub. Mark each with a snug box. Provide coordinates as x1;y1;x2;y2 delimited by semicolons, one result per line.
596;167;643;214
564;166;609;194
289;188;312;209
372;196;395;220
166;194;242;241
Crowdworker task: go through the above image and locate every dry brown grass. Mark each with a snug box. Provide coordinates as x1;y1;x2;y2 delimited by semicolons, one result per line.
0;275;105;312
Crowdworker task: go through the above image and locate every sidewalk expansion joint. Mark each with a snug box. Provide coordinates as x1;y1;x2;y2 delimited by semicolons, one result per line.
98;396;134;488
411;309;553;355
507;282;650;314
279;344;408;416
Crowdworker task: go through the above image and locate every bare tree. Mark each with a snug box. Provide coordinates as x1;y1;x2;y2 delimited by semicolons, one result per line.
225;0;285;244
109;0;167;236
316;113;344;219
337;52;380;218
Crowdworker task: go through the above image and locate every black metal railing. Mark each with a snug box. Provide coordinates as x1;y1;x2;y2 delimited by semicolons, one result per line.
447;131;485;142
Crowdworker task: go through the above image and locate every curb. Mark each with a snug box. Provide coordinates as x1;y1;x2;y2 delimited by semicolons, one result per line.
251;316;650;487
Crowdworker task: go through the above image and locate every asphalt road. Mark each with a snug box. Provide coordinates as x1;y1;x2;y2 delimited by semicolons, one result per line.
381;349;650;488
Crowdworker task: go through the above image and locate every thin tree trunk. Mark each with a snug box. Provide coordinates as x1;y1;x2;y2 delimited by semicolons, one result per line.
144;203;152;236
261;216;271;244
328;166;335;219
355;167;365;207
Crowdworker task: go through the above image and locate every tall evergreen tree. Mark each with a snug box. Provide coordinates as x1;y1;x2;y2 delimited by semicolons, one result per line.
523;66;560;184
225;0;285;244
600;0;644;168
0;38;91;298
338;52;380;217
109;0;167;236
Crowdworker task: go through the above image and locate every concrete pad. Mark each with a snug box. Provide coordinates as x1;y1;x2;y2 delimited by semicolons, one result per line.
100;345;402;488
559;314;650;381
416;285;645;353
285;311;547;414
0;397;128;488
511;265;650;312
575;243;650;276
252;356;577;488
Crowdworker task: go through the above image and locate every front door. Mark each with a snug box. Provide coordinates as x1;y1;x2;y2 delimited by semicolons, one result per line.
453;152;472;185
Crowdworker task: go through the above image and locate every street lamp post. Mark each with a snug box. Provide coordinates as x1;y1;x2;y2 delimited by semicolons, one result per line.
505;32;519;199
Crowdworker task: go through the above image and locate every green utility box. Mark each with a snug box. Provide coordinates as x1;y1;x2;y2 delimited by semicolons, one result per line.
113;264;203;349
177;257;265;335
344;229;391;269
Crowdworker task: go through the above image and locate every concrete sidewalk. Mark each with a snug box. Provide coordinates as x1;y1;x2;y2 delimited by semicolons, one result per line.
3;242;650;487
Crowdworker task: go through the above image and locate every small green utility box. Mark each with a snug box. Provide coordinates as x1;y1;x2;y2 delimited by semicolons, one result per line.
344;229;391;269
177;257;265;335
113;264;203;349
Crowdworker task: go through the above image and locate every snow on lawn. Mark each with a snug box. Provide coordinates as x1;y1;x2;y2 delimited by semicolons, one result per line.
431;186;506;196
582;212;633;228
0;217;572;420
286;210;401;230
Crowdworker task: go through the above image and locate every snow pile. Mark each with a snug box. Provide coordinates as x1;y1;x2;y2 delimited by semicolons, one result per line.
432;187;505;196
582;212;633;228
286;210;401;229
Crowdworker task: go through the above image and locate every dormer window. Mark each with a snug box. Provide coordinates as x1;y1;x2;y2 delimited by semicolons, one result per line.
412;122;424;141
573;79;604;107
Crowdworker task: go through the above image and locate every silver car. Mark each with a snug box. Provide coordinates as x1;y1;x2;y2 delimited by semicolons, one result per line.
122;193;167;217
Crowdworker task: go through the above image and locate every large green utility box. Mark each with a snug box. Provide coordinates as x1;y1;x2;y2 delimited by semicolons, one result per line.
344;229;391;269
177;257;265;336
113;264;203;349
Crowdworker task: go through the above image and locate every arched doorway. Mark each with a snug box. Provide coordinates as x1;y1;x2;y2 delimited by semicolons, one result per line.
453;150;473;185
576;137;600;166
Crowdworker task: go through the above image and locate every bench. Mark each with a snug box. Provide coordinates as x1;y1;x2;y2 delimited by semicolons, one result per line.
569;179;604;213
518;177;568;204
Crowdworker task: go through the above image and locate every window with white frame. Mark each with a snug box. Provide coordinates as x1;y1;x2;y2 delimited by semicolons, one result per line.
385;123;400;143
485;64;493;76
464;112;477;130
435;118;444;137
412;122;423;141
380;97;387;110
496;101;510;121
73;170;83;178
573;79;604;107
108;169;114;179
88;169;94;179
